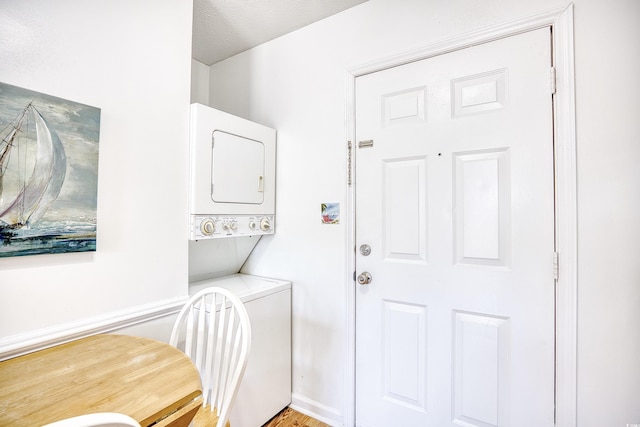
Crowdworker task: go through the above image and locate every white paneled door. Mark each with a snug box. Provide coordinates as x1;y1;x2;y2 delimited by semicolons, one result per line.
355;28;555;427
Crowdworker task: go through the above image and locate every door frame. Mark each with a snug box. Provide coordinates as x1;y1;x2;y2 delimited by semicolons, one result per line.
343;4;577;426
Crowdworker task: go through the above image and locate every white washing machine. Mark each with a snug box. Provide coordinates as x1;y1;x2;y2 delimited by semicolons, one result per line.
189;273;291;427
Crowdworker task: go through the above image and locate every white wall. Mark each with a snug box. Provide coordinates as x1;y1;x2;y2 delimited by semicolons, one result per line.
0;0;193;349
208;0;640;425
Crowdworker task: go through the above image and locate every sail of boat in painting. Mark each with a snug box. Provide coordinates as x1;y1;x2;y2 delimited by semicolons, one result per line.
0;82;100;257
0;103;67;228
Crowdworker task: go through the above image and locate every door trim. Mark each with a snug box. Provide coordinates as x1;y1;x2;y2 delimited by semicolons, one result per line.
344;4;576;426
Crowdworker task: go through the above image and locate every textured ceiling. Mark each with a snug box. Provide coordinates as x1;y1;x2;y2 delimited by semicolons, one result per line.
192;0;368;66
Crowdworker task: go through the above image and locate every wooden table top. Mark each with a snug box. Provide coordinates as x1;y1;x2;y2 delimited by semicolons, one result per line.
0;334;202;427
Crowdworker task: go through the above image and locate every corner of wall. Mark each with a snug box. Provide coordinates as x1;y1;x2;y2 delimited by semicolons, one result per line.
191;59;210;105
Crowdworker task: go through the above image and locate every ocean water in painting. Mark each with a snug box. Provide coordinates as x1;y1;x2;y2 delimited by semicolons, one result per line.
0;82;100;257
0;219;96;257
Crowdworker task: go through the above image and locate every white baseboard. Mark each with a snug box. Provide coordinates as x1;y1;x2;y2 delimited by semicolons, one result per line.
290;393;343;427
0;296;187;361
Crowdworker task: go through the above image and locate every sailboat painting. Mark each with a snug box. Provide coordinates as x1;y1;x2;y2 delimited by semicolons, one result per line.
0;82;100;257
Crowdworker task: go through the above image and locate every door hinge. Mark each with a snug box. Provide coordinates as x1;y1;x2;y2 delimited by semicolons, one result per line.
347;141;353;186
550;66;557;95
358;139;374;149
553;251;559;280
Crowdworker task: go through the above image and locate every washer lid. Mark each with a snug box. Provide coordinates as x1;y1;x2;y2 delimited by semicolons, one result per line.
189;273;291;303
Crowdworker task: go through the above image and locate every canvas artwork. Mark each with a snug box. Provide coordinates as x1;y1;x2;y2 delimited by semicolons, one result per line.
0;82;100;257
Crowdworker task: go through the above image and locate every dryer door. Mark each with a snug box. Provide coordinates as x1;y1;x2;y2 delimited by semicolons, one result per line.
211;130;265;204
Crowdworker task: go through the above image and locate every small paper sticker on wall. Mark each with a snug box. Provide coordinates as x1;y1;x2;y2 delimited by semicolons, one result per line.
321;203;340;224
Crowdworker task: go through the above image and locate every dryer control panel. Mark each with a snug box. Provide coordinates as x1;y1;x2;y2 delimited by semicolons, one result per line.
191;214;274;240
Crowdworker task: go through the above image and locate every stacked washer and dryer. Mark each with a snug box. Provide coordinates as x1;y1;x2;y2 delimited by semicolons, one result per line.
188;103;291;427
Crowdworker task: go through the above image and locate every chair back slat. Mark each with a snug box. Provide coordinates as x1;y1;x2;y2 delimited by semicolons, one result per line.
203;293;217;406
210;294;226;409
217;304;235;412
169;287;251;427
184;306;193;360
195;297;207;370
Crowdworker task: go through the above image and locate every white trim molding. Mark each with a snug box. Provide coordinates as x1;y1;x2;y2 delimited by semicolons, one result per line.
290;393;344;427
0;296;188;361
343;63;357;427
344;4;577;426
551;5;578;427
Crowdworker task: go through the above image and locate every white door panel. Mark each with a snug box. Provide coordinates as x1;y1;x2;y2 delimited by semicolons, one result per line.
355;28;555;427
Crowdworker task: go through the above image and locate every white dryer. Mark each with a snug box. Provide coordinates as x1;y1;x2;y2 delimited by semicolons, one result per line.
189;103;276;241
189;273;292;427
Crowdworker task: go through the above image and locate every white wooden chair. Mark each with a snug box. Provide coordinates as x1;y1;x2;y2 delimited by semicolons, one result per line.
41;413;140;427
170;287;251;427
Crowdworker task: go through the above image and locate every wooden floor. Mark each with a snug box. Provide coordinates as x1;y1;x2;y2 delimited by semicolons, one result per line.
262;407;330;427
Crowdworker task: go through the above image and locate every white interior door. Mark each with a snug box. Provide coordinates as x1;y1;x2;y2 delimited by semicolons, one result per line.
355;28;555;427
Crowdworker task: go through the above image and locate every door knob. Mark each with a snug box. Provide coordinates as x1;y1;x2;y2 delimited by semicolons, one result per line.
357;271;372;285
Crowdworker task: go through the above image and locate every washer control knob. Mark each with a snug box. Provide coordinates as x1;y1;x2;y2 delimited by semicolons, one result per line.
249;220;257;230
222;220;237;232
200;218;215;236
260;217;272;232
